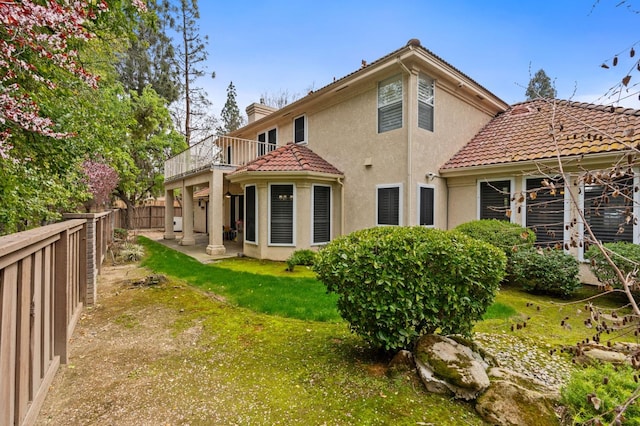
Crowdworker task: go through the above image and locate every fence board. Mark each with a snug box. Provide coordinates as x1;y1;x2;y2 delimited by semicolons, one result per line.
1;263;18;426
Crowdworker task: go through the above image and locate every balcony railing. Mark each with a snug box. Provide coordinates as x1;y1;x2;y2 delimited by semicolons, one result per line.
164;135;274;181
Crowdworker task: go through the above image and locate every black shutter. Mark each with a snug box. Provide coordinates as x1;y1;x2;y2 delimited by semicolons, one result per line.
245;186;256;242
294;116;305;144
257;133;266;156
480;181;511;221
270;185;293;244
526;178;564;247
268;128;277;152
419;186;434;226
585;177;634;244
378;187;399;225
313;186;331;243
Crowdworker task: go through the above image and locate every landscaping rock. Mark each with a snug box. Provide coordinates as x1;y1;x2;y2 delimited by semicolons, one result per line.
388;350;414;376
475;367;560;426
414;334;490;400
573;342;631;365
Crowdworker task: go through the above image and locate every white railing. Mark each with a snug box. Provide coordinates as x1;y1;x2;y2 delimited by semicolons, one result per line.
164;135;275;181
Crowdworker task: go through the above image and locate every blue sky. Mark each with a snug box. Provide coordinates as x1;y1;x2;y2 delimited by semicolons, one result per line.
196;1;640;118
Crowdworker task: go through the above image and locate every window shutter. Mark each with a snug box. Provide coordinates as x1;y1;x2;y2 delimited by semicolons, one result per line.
268;128;277;152
313;186;331;243
378;75;403;133
418;76;434;131
294;116;305;144
585;177;634;244
480;181;511;221
526;178;564;247
257;132;266;156
245;186;256;242
419;186;434;226
378;187;400;225
270;185;293;244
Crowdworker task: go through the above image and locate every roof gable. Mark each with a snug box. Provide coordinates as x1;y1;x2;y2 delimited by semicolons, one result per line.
230;143;343;175
441;99;640;171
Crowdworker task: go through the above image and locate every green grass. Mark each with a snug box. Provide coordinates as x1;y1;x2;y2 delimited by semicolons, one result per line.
482;302;517;320
138;237;340;322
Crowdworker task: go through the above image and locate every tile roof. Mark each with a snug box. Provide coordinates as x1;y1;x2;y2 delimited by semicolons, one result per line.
230;143;343;175
441;99;640;171
193;188;209;198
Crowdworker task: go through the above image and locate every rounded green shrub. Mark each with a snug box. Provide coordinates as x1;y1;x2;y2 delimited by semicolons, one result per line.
585;242;640;290
455;219;536;283
285;249;317;272
510;248;581;297
313;226;506;351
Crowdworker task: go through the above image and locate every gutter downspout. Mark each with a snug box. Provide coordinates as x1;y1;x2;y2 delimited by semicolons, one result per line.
397;57;413;226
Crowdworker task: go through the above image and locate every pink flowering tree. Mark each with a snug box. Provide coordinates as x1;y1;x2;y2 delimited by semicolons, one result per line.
82;159;119;211
0;0;146;158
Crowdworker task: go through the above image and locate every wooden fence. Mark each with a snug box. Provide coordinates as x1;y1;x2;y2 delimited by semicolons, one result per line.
0;211;114;426
114;206;182;230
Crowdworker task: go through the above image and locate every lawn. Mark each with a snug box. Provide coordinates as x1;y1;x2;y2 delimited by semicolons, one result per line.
132;237;635;424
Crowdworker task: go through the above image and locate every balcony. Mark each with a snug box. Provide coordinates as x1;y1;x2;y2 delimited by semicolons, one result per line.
164;135;273;181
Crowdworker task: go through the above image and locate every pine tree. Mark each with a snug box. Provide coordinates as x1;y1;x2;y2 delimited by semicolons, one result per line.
168;0;213;145
525;69;557;100
217;82;244;135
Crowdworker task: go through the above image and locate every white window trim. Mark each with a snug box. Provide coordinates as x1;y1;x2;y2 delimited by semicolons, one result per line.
417;73;435;132
376;183;403;226
578;171;640;261
520;176;570;253
311;184;332;245
476;178;516;223
293;115;308;145
416;183;435;228
244;184;258;245
268;183;296;247
377;74;403;134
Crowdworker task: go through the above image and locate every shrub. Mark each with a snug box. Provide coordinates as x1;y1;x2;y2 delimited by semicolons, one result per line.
510;248;581;297
114;228;128;241
561;363;640;424
455;219;536;283
313;226;506;351
285;249;317;272
119;242;145;262
585;242;640;290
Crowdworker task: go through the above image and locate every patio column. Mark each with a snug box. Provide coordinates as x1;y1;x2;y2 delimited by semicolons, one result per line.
180;184;195;246
164;189;175;240
206;170;226;255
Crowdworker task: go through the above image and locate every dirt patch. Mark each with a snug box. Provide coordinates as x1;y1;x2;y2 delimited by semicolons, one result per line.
36;264;188;424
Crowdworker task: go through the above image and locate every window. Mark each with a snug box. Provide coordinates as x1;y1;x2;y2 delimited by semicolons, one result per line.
418;184;434;226
270;184;294;245
584;176;634;245
312;185;331;244
525;177;565;247
378;75;403;133
418;74;434;131
479;180;512;221
245;185;257;244
294;115;307;144
257;128;277;156
377;184;402;226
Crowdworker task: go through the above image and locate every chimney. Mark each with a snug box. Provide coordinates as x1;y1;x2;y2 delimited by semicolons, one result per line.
245;102;278;124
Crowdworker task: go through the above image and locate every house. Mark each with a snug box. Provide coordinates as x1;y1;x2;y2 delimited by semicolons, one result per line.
163;39;640;274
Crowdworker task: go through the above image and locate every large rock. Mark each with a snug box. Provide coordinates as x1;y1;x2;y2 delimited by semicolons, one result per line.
414;334;490;400
475;367;560;426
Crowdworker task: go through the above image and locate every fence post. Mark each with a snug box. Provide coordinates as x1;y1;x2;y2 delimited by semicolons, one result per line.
54;229;69;364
